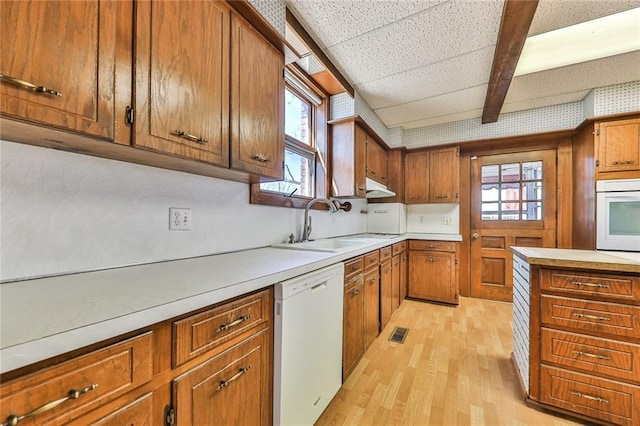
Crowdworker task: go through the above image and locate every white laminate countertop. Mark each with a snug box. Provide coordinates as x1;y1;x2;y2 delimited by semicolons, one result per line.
0;232;461;373
511;247;640;274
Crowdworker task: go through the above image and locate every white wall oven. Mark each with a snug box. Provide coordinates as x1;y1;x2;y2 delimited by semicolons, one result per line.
596;179;640;252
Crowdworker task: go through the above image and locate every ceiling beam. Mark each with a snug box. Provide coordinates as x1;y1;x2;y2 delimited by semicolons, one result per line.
482;0;539;124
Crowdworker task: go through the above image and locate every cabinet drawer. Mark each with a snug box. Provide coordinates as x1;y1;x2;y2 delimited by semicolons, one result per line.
0;333;153;426
344;256;364;278
364;250;380;271
379;246;392;262
541;328;640;384
392;241;406;256
173;290;270;367
541;296;640;341
540;365;640;426
409;240;456;252
541;269;640;302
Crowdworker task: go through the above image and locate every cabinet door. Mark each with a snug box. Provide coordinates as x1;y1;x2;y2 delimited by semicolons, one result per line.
1;0;118;139
408;250;457;304
380;260;393;330
429;146;460;202
366;138;387;184
391;255;401;312
134;0;230;165
343;276;364;379
405;151;429;203
230;13;284;179
597;118;640;174
173;330;271;426
363;268;380;350
400;251;408;302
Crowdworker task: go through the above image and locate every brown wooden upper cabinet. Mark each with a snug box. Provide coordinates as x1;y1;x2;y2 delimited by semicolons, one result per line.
366;137;388;184
1;0;284;181
135;1;284;179
331;118;389;198
0;0;120;140
404;146;460;204
596;117;640;177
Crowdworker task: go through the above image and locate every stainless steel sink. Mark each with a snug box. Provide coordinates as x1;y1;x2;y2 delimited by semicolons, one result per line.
271;237;384;253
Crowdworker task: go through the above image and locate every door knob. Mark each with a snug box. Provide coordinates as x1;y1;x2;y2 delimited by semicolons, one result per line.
472;232;479;239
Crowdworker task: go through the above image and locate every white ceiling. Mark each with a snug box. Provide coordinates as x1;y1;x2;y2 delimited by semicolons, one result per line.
285;0;640;129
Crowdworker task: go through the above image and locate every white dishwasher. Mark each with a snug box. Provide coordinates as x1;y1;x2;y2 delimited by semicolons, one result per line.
273;263;344;426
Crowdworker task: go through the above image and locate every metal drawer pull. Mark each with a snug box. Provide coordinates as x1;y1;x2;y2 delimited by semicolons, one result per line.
351;288;361;297
436;195;447;199
570;391;608;404
216;315;251;332
252;154;271;163
570;281;610;289
572;350;611;360
173;130;207;144
572;312;610;321
0;74;62;97
3;384;98;426
612;160;635;165
216;366;251;391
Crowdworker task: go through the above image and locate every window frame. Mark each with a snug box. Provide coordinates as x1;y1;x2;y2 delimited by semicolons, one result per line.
250;64;329;209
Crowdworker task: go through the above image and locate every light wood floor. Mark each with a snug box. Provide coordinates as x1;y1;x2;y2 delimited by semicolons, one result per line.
316;297;585;426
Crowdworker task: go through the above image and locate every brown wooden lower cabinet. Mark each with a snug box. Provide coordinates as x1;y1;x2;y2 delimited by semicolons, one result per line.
173;329;271;425
408;240;459;305
380;259;393;330
0;288;273;426
363;267;380;349
343;273;365;379
513;255;640;426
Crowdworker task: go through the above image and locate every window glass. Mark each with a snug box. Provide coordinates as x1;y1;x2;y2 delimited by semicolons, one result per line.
284;88;310;144
480;162;543;221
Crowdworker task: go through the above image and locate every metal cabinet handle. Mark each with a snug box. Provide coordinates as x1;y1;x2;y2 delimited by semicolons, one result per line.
472;233;479;239
570;281;610;289
173;130;207;144
436;195;447;199
251;154;271;163
428;257;434;262
0;74;62;97
351;288;361;297
612;160;635;165
3;384;98;426
572;350;611;361
572;312;610;321
569;391;608;404
216;315;251;332
216;366;251;391
368;278;376;284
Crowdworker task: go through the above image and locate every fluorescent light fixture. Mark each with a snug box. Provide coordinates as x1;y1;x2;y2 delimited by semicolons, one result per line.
515;7;640;76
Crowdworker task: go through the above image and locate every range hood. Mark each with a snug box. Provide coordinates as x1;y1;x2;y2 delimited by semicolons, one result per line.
365;177;396;198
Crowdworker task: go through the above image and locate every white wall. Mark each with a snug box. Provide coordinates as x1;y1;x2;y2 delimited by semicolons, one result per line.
0;141;367;281
406;204;460;234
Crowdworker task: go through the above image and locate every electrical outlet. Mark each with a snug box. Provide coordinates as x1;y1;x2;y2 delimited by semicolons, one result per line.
441;216;452;225
169;208;191;230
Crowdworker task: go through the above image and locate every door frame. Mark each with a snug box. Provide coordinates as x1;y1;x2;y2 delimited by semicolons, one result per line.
458;131;574;297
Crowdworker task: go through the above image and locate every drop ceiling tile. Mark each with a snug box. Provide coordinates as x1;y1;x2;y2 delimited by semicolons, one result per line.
356;46;494;109
502;91;590;115
506;51;640;103
375;85;488;127
326;0;503;84
401;108;484;129
530;0;640;36
285;0;446;48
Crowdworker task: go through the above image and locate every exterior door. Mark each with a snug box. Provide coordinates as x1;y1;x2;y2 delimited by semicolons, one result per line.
470;150;557;301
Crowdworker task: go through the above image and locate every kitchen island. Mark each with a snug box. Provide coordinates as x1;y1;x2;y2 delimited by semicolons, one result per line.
511;247;640;426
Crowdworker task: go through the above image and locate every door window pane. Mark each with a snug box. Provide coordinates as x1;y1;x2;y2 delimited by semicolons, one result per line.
481;165;499;183
479;159;543;222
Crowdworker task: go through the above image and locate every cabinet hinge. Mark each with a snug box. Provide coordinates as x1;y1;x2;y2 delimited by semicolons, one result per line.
593;128;600;136
455;259;458;265
164;405;175;426
456;148;459;157
125;106;135;126
596;159;600;167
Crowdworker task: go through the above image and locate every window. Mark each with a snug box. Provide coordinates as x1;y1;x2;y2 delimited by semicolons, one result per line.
251;67;328;208
480;161;543;221
259;87;316;198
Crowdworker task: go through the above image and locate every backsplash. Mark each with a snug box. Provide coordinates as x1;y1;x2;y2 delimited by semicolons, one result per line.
406;204;460;234
0;141;367;282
